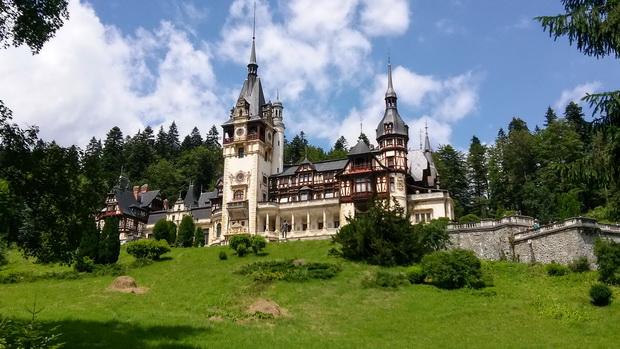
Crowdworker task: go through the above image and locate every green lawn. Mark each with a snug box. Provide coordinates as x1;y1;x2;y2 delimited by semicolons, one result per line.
1;240;619;348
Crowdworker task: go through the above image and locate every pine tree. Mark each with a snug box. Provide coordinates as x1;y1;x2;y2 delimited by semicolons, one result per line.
334;136;348;151
76;219;100;263
435;145;470;218
467;136;489;217
101;126;124;181
544;106;557;127
205;125;221;149
358;133;370;147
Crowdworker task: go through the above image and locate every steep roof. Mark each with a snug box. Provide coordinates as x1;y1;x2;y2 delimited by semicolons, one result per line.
376;60;408;140
272;158;348;177
348;139;372;156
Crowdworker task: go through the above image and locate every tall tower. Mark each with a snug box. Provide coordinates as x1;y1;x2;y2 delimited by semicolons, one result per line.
375;59;409;210
220;32;282;237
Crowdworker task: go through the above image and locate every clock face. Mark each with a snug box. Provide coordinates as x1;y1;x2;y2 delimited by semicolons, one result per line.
236;172;245;183
236;128;244;136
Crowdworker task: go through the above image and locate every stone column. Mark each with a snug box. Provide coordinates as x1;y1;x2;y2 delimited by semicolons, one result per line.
266;213;270;232
322;210;327;230
307;211;311;232
291;214;295;233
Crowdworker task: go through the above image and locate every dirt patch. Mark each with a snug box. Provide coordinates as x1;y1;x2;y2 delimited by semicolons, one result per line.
246;299;288;317
108;276;149;294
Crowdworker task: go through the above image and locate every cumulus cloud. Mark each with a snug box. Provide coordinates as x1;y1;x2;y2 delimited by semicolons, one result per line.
0;0;225;147
334;65;480;150
554;81;603;110
360;0;410;36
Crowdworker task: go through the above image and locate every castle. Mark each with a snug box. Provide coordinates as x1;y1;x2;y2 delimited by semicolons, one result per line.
137;36;455;246
96;36;620;267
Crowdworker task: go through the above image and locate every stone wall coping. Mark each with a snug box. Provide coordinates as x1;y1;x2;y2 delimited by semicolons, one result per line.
447;215;534;232
514;217;620;242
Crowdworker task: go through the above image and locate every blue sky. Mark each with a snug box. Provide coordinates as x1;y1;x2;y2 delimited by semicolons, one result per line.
0;0;617;152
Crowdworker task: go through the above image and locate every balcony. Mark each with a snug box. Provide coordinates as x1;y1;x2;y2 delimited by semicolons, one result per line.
227;200;249;220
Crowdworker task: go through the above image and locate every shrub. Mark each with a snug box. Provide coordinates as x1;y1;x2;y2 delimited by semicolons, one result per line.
251;235;267;254
405;265;425;284
126;239;171;260
230;234;252;257
458;214;481;223
0;243;8;267
74;256;95;273
594;238;620;285
238;259;342;282
153;219;177;246
177;215;196;247
219;251;228;260
332;198;449;267
590;283;613;306
546;262;570;276
568;256;591;273
362;270;408;288
421;249;485;289
193;227;204;247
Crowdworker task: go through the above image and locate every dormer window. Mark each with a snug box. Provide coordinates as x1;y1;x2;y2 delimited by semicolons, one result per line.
384;123;393;134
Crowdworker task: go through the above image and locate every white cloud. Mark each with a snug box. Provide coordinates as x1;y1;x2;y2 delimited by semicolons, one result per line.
554;81;603;110
360;0;410;36
0;0;225;147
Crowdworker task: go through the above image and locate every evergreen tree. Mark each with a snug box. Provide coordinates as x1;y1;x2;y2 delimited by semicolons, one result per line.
146;159;183;201
435;145;470;218
177;215;195;247
153;219;176;243
193;226;204;247
358;133;370;147
101;126;124;182
544;106;558;127
167;121;181;159
76;219;100;263
155;126;168;160
467;136;489;217
98;217;120;264
181;127;203;152
205;125;221;149
124;129;153;182
334;135;348;151
564;101;591;145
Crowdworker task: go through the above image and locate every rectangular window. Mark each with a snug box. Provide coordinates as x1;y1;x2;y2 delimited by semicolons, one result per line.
355;177;370;193
238;147;244;158
334;220;340;228
325;189;334;198
426;213;432;222
397;139;403;146
387;157;394;168
415;214;419;223
390;177;395;191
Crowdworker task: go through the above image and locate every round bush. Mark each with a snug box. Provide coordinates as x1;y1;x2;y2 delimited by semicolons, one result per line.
405;265;425;284
218;251;228;260
74;256;95;273
126;239;171;260
421;249;484;289
251;235;267;254
590;283;613;306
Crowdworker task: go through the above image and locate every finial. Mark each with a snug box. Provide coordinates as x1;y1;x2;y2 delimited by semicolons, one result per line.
419;129;423;150
252;1;256;40
359;116;363;136
385;55;397;99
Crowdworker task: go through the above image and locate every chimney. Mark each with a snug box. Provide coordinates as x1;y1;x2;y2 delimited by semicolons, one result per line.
140;184;148;194
132;186;139;200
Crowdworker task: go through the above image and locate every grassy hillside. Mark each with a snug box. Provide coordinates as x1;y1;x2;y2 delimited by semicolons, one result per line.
1;240;619;348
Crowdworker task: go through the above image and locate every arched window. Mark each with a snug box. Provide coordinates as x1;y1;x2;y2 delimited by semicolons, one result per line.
234;190;244;200
216;223;222;237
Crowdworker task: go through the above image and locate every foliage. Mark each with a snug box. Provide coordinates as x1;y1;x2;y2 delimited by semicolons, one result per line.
73;256;95;273
152;219;176;245
75;220;99;265
229;234;252;257
546;262;570;276
177;215;195;247
193;227;204;247
0;0;70;54
458;214;481;223
332;198;449;267
568;256;591;273
218;251;228;260
125;239;171;260
0;315;63;349
405;265;426;284
98;217;120;265
237;259;342;282
361;269;409;288
421;249;486;289
434;145;470;217
0;243;7;267
590;283;613;306
594;238;620;284
251;235;267;255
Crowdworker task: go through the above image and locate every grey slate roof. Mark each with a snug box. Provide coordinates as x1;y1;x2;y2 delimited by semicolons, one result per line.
272;158;348;177
376;108;408;140
348;140;372;156
139;190;160;208
147;211;167;225
191;207;212;220
115;188;148;221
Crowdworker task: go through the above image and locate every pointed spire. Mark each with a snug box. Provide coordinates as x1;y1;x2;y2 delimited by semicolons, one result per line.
424;123;432;152
247;2;258;76
385;56;397;99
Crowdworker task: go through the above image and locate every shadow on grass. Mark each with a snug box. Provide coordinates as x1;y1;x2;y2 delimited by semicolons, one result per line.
44;319;208;348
